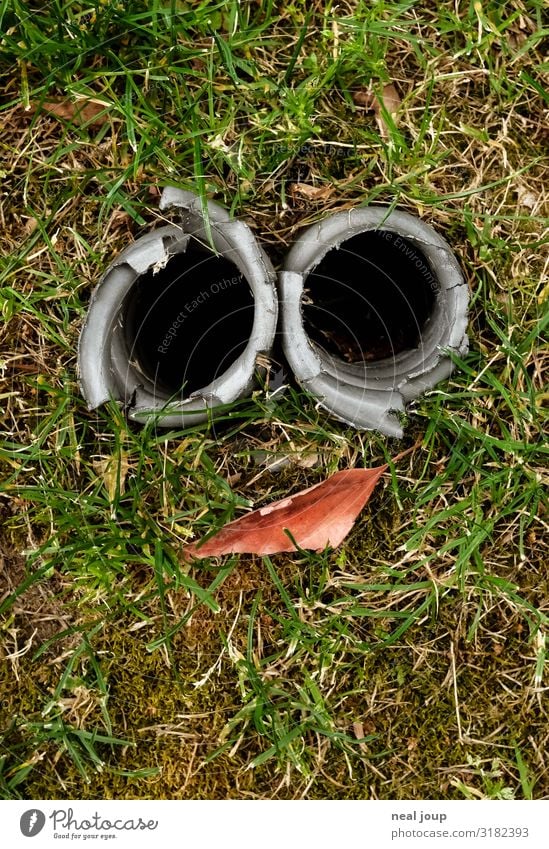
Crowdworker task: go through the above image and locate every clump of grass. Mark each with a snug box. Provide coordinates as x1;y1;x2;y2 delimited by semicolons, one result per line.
1;0;547;799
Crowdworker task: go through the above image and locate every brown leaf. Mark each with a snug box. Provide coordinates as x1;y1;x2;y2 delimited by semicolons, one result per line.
352;89;375;108
22;216;38;237
352;720;369;753
353;83;401;141
289;183;333;200
92;452;130;502
39;98;110;127
184;465;387;560
352;721;365;740
375;84;401;140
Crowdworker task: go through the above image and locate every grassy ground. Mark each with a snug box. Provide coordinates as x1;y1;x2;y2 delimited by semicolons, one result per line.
0;0;547;799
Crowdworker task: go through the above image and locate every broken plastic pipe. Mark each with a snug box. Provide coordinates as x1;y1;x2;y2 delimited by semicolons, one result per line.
279;207;469;438
78;188;278;427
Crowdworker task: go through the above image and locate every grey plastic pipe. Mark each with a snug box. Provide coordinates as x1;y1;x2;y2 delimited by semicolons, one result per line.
78;188;278;427
279;207;469;438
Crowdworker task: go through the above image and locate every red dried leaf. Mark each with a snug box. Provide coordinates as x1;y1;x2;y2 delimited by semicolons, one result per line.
184;465;387;560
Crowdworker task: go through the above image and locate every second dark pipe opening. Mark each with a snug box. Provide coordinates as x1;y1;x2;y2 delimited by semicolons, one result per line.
302;230;437;363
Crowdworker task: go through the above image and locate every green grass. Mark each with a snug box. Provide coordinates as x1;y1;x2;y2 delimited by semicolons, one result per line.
0;0;548;799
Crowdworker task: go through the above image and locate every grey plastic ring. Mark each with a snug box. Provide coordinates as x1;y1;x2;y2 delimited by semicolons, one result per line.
279;206;469;437
78;188;278;427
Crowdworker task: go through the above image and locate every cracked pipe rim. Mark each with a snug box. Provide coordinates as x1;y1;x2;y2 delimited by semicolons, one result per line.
78;188;278;427
279;206;469;438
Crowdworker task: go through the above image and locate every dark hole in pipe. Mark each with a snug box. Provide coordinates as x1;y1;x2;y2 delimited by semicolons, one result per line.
302;230;437;363
123;239;254;396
